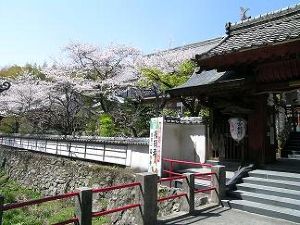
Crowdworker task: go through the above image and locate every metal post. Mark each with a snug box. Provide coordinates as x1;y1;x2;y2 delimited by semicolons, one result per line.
136;172;158;225
103;143;106;162
45;139;48;153
182;173;195;213
211;165;226;205
55;140;59;155
0;195;4;225
75;187;92;225
84;142;87;159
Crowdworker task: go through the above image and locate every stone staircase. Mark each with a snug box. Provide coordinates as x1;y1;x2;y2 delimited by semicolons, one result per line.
283;132;300;160
225;169;300;223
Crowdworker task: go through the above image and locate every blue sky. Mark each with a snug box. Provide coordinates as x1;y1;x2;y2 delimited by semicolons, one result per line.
0;0;299;67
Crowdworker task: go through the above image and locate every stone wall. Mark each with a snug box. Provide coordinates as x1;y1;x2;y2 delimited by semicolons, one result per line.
0;147;199;224
0;147;134;196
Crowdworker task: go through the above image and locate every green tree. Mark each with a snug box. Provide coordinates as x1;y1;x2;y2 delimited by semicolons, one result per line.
0;65;23;78
140;60;203;116
99;114;115;136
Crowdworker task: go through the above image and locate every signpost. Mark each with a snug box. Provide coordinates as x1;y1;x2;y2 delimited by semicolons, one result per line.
148;117;163;176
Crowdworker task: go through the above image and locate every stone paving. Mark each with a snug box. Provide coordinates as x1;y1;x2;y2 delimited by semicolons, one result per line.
158;206;299;225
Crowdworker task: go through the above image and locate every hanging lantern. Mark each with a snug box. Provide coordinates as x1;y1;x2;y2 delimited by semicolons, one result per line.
228;118;247;142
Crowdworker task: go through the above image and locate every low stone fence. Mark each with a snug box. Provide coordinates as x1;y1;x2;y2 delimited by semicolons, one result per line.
0;133;149;171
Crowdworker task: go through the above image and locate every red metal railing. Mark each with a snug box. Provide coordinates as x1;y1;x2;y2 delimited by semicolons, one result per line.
194;172;217;194
92;182;141;218
92;182;140;193
2;192;79;225
1;182;142;224
157;175;187;202
194;172;215;181
163;158;212;171
162;158;213;187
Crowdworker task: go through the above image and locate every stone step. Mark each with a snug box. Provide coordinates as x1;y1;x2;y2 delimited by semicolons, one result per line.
287;140;300;144
242;177;300;191
284;146;300;151
286;145;300;149
223;199;300;223
288;154;300;159
236;183;300;200
288;154;300;160
249;169;300;182
229;190;300;210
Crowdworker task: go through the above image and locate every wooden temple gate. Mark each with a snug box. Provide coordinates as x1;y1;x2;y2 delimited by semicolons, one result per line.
169;5;300;165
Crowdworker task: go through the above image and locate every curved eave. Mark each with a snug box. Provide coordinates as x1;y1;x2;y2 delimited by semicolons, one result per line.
168;78;247;97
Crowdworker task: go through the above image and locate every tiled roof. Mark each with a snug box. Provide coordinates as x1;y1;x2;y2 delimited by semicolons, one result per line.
171;69;237;90
146;37;222;57
168;69;247;96
197;4;300;59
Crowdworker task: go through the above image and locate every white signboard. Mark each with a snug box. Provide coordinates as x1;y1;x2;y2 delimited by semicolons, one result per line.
228;118;247;142
148;117;163;176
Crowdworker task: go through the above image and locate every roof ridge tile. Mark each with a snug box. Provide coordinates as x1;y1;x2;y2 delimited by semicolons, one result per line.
228;3;300;33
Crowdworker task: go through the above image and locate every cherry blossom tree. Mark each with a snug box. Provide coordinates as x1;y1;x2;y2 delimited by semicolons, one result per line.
42;42;151;136
0;73;51;133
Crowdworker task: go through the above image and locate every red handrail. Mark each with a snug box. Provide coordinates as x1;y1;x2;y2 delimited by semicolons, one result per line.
92;182;140;193
163;158;212;168
1;181;142;224
92;203;141;217
2;191;79;225
163;170;182;177
194;172;216;177
2;191;79;211
159;175;186;183
157;193;187;202
195;187;216;194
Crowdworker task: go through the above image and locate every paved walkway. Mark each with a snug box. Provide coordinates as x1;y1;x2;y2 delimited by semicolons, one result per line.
158;206;299;225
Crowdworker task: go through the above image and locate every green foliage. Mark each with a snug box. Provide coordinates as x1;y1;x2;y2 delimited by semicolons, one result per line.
19;117;34;134
23;64;45;80
99;114;115;137
0;117;19;134
161;109;177;117
139;60;195;91
0;65;23;79
0;64;45;80
85;114;99;135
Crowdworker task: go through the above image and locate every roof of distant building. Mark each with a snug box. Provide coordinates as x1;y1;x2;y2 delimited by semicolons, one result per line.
146;37;222;57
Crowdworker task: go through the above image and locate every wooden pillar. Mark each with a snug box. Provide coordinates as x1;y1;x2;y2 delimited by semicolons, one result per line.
248;95;268;165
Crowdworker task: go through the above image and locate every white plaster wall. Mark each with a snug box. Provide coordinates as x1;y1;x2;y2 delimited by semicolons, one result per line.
161;123;207;171
161;123;181;170
178;124;206;163
128;145;149;171
0;136;149;170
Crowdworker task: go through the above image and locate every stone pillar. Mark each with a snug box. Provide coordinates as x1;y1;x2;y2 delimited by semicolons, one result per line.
211;165;226;204
75;187;93;225
136;172;158;225
0;195;4;225
182;173;195;213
